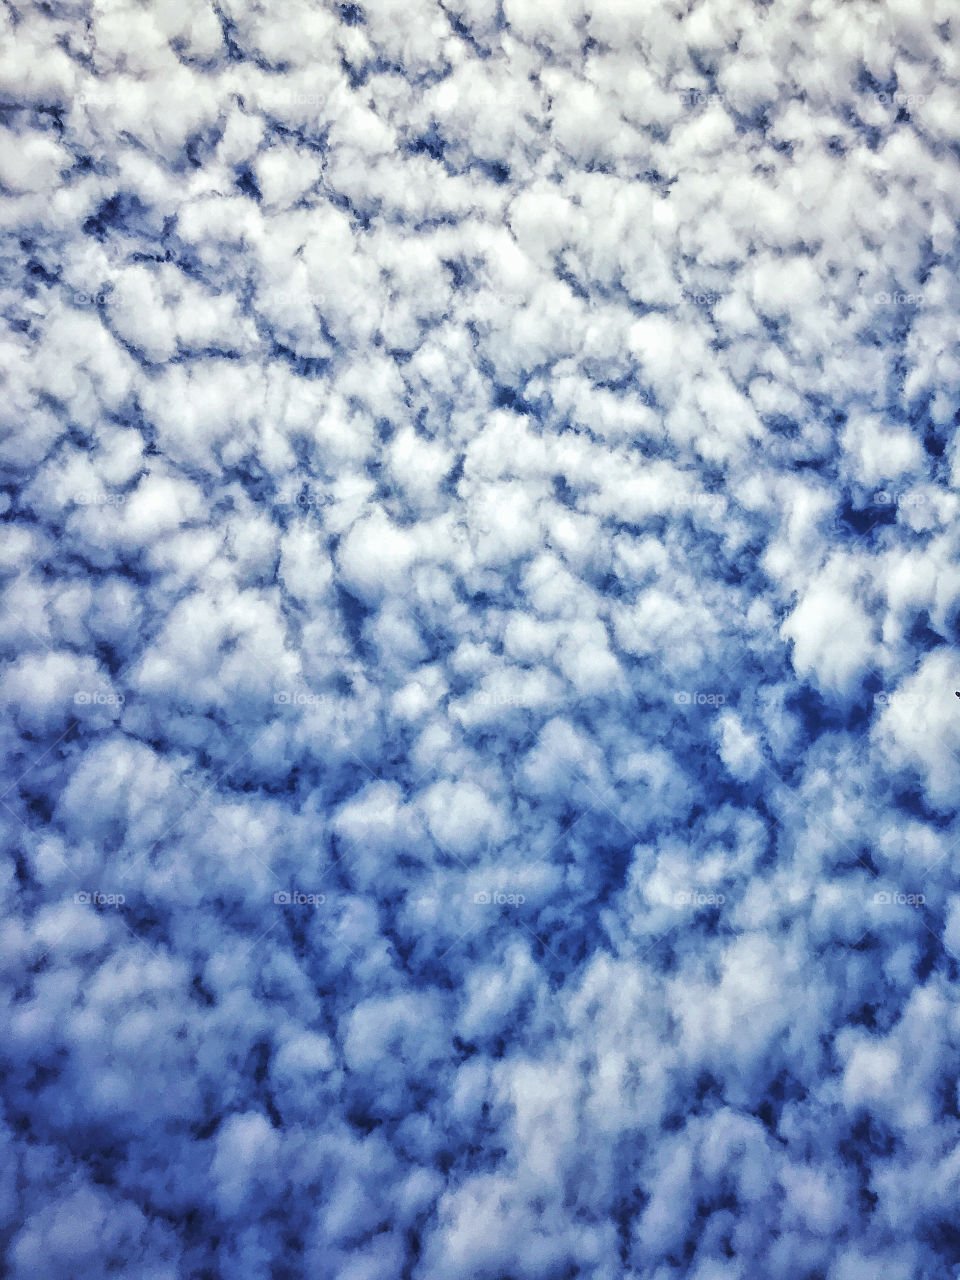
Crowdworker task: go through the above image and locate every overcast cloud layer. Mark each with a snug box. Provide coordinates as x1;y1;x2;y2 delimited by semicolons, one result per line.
2;0;960;1276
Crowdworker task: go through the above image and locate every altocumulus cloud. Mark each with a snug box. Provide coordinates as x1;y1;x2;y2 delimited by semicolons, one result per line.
1;0;960;1276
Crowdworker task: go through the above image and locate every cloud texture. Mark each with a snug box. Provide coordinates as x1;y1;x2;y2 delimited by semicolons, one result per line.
2;0;960;1275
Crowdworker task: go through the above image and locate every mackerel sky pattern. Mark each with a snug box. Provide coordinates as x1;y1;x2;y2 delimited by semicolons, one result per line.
2;0;960;1277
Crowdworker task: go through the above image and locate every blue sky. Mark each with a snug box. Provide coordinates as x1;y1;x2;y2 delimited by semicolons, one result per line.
2;0;960;1276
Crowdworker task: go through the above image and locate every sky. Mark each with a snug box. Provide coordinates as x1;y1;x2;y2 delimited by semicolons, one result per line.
2;0;960;1276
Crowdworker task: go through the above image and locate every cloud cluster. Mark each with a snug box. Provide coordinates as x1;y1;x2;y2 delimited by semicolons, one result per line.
2;0;960;1275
